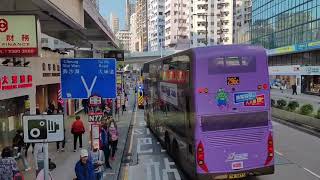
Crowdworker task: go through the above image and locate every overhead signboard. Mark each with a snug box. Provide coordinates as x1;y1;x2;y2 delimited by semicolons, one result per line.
23;115;64;143
60;58;116;99
0;15;39;57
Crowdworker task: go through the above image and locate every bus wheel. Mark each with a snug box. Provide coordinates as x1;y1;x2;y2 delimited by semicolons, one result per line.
165;133;170;151
172;140;179;163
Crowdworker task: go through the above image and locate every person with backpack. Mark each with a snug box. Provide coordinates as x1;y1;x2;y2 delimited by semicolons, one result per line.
89;142;105;180
100;122;112;169
71;116;86;152
75;149;95;180
0;146;20;180
109;119;119;161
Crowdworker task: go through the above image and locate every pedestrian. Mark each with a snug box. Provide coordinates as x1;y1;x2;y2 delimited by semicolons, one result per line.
121;94;126;114
71;116;85;152
89;142;105;180
34;143;45;176
0;146;20;180
57;101;63;114
36;158;55;180
56;129;66;152
12;129;31;171
25;143;35;157
47;100;55;115
109;119;119;161
100;122;112;169
82;99;89;114
75;149;95;180
292;84;298;95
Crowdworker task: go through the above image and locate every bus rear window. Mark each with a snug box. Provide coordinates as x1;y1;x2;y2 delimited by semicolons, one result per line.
208;56;256;74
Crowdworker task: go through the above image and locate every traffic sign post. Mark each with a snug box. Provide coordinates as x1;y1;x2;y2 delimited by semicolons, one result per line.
23;115;64;180
88;94;103;149
23;115;64;143
60;58;117;99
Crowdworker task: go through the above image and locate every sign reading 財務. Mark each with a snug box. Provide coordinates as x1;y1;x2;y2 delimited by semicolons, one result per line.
60;58;116;99
0;15;39;57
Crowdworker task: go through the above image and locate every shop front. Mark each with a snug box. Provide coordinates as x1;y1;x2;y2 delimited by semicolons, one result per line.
269;65;320;95
301;66;320;95
269;65;301;93
0;66;35;150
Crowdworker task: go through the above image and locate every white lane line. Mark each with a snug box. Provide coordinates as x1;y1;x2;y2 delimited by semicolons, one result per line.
303;168;320;179
275;150;283;156
146;128;150;135
128;106;137;154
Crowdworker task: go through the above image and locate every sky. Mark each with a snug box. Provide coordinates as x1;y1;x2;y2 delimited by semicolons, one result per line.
99;0;126;30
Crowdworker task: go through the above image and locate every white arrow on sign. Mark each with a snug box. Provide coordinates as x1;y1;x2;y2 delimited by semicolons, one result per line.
81;75;97;98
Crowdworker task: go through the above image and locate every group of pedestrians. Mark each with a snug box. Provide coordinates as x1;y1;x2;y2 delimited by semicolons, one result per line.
74;117;119;180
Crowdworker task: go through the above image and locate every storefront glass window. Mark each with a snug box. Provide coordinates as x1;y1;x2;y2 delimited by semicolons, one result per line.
0;96;27;150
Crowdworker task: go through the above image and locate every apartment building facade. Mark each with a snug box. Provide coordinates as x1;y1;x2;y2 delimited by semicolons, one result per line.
233;0;252;44
148;0;165;51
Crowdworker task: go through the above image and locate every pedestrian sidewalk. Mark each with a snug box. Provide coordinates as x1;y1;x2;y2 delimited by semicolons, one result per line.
271;89;320;111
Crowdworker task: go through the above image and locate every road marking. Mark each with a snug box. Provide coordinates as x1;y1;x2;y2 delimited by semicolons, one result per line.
122;164;129;180
303;168;320;179
146;128;150;135
275;150;283;156
137;137;153;153
162;158;181;180
133;128;144;135
146;159;161;180
128;107;137;154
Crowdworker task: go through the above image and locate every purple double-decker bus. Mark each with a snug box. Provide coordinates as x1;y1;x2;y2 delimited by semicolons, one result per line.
143;45;275;180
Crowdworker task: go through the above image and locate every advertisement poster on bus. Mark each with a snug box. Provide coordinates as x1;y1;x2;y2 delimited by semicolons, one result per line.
244;94;265;106
159;82;178;106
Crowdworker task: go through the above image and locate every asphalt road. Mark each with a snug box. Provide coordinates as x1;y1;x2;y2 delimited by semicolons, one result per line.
120;109;320;180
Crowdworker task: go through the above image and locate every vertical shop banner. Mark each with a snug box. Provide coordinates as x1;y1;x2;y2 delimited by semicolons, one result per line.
0;15;39;57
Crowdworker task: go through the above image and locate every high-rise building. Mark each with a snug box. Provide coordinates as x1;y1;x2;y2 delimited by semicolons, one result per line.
233;0;252;44
110;13;120;34
190;0;233;47
130;13;139;52
251;0;320;95
116;30;132;51
165;0;190;50
136;0;148;51
90;0;99;10
126;0;136;30
148;0;165;51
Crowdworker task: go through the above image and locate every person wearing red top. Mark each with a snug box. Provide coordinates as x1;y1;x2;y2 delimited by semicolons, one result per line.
71;116;85;152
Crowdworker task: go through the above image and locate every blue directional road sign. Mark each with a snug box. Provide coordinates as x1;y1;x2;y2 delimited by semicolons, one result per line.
60;58;116;99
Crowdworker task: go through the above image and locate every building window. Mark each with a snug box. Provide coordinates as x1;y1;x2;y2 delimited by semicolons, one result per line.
42;63;46;71
48;64;51;71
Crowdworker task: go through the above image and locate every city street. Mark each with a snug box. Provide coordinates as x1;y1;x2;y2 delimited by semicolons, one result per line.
118;109;320;180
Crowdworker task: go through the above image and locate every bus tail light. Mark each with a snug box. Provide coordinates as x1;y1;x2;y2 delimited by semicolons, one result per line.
265;132;274;166
263;84;268;90
197;141;209;172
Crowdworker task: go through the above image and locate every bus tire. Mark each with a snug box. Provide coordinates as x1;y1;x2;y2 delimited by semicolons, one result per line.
172;140;179;163
165;132;170;151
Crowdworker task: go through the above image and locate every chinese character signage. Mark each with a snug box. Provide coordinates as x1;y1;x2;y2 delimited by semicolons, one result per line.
0;66;33;100
0;15;39;57
60;58;117;99
244;95;265;106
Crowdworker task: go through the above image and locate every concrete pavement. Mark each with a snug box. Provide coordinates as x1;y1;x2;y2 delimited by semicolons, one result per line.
21;91;135;180
119;109;186;180
250;120;320;180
